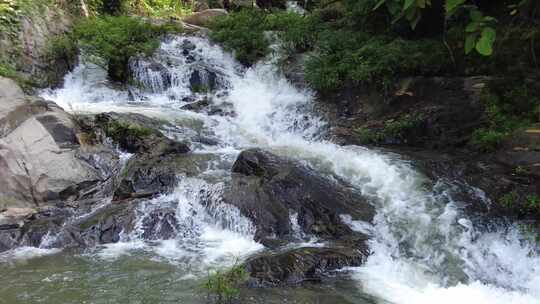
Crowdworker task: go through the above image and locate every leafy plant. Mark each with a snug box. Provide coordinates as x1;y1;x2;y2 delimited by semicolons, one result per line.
204;263;248;303
500;191;519;208
462;9;497;56
209;9;270;66
45;34;78;64
373;0;432;30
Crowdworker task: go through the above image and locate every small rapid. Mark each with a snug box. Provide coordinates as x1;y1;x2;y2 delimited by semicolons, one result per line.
19;35;540;303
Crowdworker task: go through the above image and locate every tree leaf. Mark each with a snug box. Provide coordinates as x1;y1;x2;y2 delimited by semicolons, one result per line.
373;0;386;10
482;27;496;42
404;0;415;11
465;22;478;33
465;34;476;54
475;28;496;56
416;0;426;9
445;0;465;13
469;9;483;21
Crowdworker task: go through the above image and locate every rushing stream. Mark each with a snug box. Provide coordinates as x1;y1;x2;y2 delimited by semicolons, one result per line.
1;35;539;304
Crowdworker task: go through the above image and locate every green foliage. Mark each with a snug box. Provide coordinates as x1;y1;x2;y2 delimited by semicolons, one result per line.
305;33;449;91
525;195;540;211
74;15;181;82
370;0;499;56
0;61;17;79
471;128;507;152
204;263;248;303
356;113;424;144
500;191;540;215
500;191;519;208
462;9;497;56
127;0;192;18
209;9;320;65
209;10;270;66
471;78;540;151
45;34;78;64
372;0;431;30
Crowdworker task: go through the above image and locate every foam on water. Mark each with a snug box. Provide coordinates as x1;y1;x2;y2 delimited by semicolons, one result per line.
40;35;540;303
0;247;62;263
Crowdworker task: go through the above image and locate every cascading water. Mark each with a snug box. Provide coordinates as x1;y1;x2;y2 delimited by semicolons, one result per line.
2;35;538;303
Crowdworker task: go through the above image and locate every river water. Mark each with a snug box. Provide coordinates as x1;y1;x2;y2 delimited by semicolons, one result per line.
0;36;538;304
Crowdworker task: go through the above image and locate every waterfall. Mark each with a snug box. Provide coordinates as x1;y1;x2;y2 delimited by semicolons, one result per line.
33;35;540;303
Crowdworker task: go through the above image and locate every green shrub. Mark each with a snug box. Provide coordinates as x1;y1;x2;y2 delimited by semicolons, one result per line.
471;128;507;152
0;62;17;79
204;263;248;303
45;34;78;64
305;33;449;91
525;195;540;212
74;15;181;82
356;114;424;145
500;191;519;208
470;79;540;151
209;10;269;66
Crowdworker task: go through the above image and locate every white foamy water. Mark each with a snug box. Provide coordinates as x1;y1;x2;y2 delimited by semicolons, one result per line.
40;35;540;303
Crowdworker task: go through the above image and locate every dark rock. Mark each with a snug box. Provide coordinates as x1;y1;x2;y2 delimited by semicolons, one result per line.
182;39;197;51
189;69;219;93
114;153;219;201
223;149;374;242
140;208;179;240
323;77;487;149
181;98;210;112
245;246;368;287
90;112;190;155
113;156;178;201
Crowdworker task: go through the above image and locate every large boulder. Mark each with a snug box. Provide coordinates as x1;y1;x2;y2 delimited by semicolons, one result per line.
222;149;374;244
0;77;116;210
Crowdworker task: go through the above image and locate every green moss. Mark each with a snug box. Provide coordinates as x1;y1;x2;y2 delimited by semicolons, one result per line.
104;120;157;142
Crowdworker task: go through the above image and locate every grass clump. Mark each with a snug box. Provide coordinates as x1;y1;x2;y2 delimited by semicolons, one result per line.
356;114;424;145
74;15;181;83
471;79;540;151
500;191;540;215
204;263;248;303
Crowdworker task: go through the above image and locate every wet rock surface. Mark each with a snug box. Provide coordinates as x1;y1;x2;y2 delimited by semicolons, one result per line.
221;149;374;285
224;148;374;242
245;246;368;287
